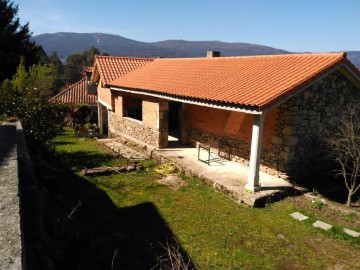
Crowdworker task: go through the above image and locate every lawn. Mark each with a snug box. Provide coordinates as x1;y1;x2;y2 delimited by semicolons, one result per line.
28;128;360;269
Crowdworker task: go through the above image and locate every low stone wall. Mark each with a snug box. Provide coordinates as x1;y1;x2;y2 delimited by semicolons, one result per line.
0;122;24;270
188;128;251;165
109;112;160;147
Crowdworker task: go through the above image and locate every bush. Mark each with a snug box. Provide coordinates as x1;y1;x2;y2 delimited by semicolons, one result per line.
16;97;64;145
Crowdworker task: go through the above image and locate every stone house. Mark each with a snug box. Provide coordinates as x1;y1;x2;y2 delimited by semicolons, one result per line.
91;56;154;135
94;52;360;192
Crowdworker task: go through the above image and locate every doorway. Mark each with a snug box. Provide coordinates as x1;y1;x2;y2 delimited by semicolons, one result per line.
168;102;181;144
98;103;109;138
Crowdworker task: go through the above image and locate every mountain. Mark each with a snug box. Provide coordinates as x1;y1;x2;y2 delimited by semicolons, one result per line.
347;51;360;69
32;32;174;60
32;32;360;69
32;32;289;61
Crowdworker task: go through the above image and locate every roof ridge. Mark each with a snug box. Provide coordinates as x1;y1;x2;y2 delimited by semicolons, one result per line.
50;77;87;100
157;52;346;61
95;55;155;61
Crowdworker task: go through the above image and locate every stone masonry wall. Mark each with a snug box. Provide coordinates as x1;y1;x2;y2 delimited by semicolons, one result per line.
270;70;360;180
0;123;22;269
188;70;360;180
109;112;160;147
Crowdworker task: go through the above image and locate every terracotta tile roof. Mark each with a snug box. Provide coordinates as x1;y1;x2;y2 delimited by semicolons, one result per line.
94;56;154;86
109;52;359;110
50;78;97;105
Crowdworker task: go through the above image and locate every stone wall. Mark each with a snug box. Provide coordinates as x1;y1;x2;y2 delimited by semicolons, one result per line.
270;70;360;180
108;92;170;149
0;122;26;269
109;112;160;147
187;70;360;180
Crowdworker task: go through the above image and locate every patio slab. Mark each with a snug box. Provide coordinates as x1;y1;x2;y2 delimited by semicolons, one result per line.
100;138;293;207
152;144;293;207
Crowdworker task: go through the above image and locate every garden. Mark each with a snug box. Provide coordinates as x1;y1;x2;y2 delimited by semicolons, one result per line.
21;128;360;270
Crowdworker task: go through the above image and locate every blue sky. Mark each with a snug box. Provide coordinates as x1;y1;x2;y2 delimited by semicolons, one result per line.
13;0;360;52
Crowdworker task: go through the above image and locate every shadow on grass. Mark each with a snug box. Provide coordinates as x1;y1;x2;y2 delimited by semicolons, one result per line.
23;145;195;270
53;141;75;146
57;150;120;169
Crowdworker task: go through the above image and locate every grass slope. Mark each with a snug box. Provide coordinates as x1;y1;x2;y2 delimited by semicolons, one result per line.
29;128;359;269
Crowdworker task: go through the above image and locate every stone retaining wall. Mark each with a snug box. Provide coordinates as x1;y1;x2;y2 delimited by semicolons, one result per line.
0;122;24;270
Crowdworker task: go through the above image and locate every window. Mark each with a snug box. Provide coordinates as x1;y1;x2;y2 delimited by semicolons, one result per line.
123;96;142;121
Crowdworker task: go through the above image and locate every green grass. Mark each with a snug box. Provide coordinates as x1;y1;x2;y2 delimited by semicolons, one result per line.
42;128;360;269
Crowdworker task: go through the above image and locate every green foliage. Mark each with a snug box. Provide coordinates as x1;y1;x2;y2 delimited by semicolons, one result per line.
17;97;64;145
65;47;103;83
63;104;93;129
75;105;92;124
48;52;66;90
312;200;324;210
0;78;20;115
0;61;64;145
0;0;46;82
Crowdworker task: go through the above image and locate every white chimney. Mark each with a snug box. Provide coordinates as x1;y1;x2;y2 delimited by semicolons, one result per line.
207;51;220;58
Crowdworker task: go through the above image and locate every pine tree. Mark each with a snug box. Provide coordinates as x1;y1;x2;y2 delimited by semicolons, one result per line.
0;0;44;82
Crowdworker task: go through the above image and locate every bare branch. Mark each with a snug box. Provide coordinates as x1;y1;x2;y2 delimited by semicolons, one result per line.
322;102;360;207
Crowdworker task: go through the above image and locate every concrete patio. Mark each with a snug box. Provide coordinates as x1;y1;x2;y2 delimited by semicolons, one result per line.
153;141;293;206
101;135;293;207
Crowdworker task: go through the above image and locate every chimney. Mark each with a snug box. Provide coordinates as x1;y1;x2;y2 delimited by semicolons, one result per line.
207;51;220;58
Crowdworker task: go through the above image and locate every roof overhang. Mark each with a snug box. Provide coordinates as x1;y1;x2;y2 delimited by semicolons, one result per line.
98;98;112;110
263;62;360;113
338;63;360;89
110;86;262;114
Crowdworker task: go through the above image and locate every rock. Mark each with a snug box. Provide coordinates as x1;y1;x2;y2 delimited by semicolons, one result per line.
271;136;283;145
280;151;295;161
285;116;301;125
282;126;297;135
283;136;299;146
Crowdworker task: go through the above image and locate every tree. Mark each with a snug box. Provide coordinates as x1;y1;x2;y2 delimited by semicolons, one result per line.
86;46;100;66
49;51;66;91
0;61;64;145
0;0;44;82
65;47;101;84
323;103;360;207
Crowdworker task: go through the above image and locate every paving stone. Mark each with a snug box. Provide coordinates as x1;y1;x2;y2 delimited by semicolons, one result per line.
343;228;360;237
290;212;309;221
104;141;147;160
313;220;333;231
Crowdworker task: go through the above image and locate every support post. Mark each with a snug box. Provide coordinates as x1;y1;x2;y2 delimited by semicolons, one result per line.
245;113;265;192
98;102;103;136
180;103;188;144
157;101;169;149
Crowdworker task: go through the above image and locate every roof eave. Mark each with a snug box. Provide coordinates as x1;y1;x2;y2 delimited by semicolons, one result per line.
110;85;262;114
262;61;354;113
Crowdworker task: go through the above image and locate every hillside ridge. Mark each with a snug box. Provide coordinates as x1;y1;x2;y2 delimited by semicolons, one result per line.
32;32;360;69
